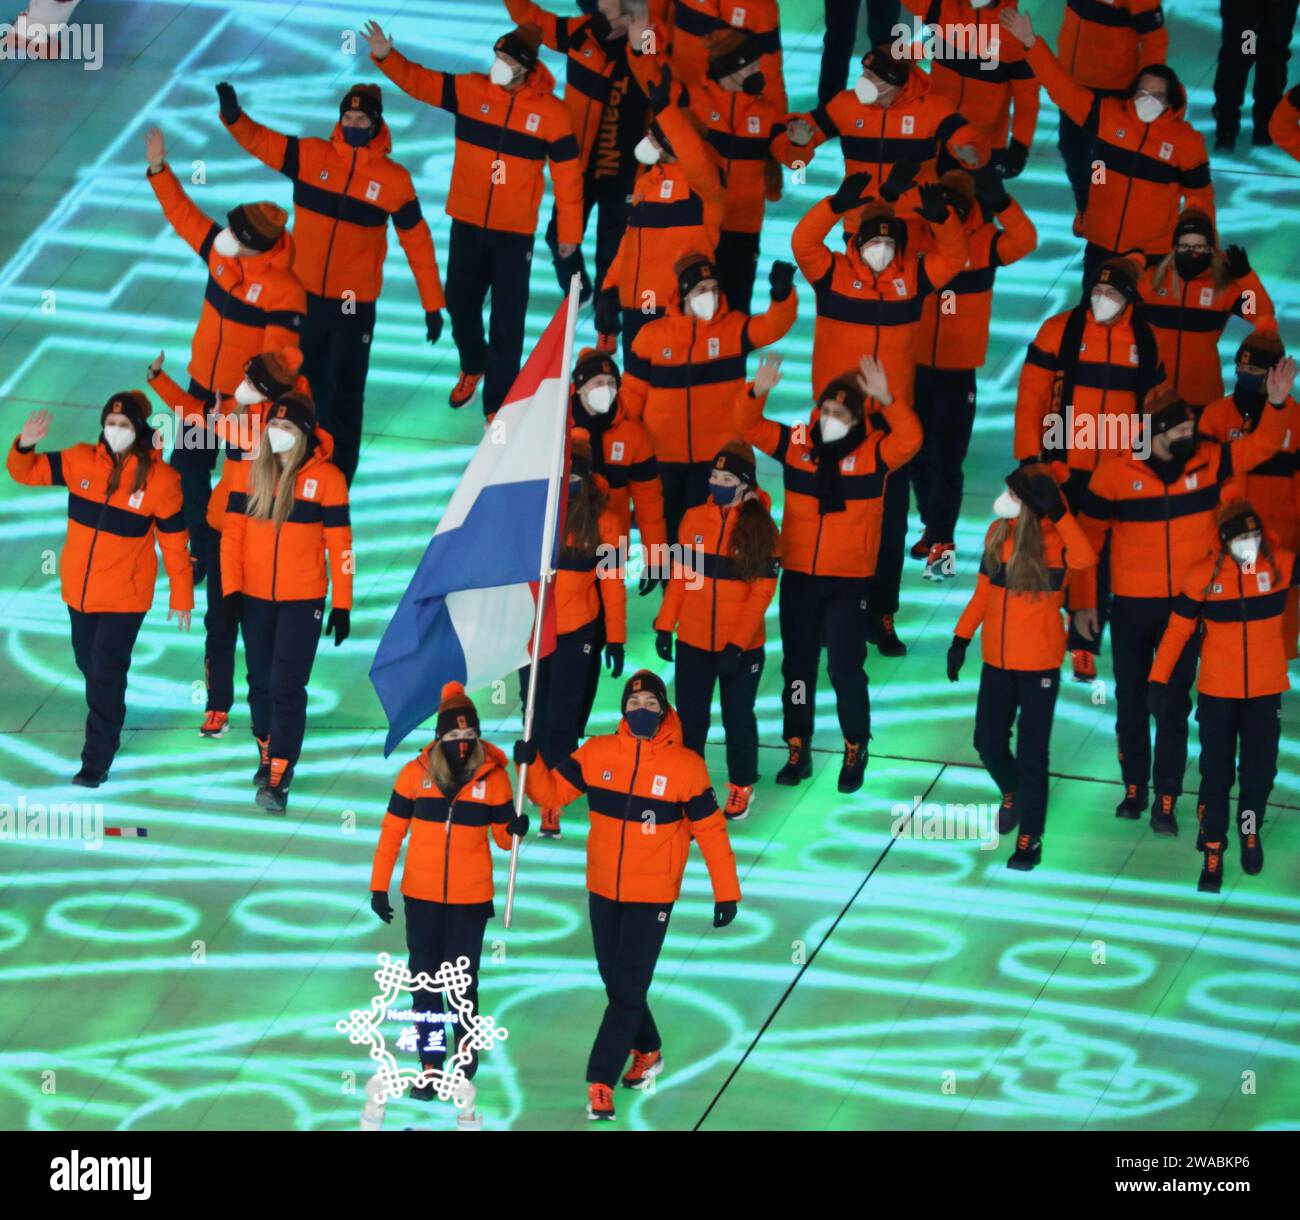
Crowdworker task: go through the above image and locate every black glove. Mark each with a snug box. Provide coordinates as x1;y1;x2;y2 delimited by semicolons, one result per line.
1224;244;1250;279
1013;469;1067;521
713;901;738;928
878;160;919;203
638;571;667;596
768;259;796;301
507;812;530;838
997;139;1028;180
916;182;950;223
425;310;443;344
972;163;1010;213
326;607;351;646
1290;82;1300;108
370;890;394;924
216;82;241;125
604;642;625;678
223;591;243;632
655;630;674;662
1147;681;1167;718
829;171;873;215
594;287;621;336
946;636;969;683
513;738;537;766
717;643;743;675
647;64;674;113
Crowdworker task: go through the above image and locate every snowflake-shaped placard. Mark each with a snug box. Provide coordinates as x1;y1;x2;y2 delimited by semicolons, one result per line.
336;952;509;1105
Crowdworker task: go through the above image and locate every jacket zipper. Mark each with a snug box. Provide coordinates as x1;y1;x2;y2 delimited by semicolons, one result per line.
810;513;825;576
483;91;519;230
320;148;359;297
443;794;456;902
1240;577;1250;698
615;739;643;901
78;455;115;611
710;508;726;650
685;317;697;462
1162;483;1172;597
206;260;240;395
1114;123;1149;251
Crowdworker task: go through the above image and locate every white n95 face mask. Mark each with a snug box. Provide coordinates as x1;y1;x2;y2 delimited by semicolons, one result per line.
854;75;879;105
489;57;516;87
1134;95;1165;124
266;426;297;455
234;379;263;406
993;489;1021;519
213;228;246;259
102;424;136;454
688;290;718;321
1230;535;1262;567
1090;292;1124;323
584;385;615;414
819;415;851;444
634;136;661;165
863;239;894;272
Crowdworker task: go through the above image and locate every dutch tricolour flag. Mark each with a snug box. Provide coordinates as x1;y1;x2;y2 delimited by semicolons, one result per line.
370;291;577;755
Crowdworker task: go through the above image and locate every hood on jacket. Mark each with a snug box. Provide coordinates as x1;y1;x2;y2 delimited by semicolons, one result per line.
232;229;296;274
328;118;395;159
517;57;559;98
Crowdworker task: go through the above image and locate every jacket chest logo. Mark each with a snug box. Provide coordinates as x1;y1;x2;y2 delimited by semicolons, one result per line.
901;115;914;134
841;456;856;472
711;111;722;122
707;337;720;358
852;280;863;289
471;780;486;799
602;770;612;781
80;478;91;490
1184;472;1198;490
245;283;262;304
893;277;907;295
366;180;381;200
1129;345;1139;364
610;441;625;461
1212;583;1223;593
659;179;675;199
319;170;329;181
1115;128;1126;139
855;118;864;128
1132;480;1143;491
748;115;761;133
662;348;673;359
422;778;432;789
480;102;490;114
302;478;317;499
127;489;145;510
1200;287;1214;306
1258;572;1272;592
526;113;541;132
1159;142;1173;160
694;533;704;546
730;5;746;23
651;774;668;796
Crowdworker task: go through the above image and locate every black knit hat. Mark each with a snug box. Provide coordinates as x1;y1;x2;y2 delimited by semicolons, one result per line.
244;348;303;400
101;390;153;444
622;669;668;714
227;202;287;253
1217;502;1262;548
1173;208;1216;246
862;45;909;89
266;390;316;434
495;25;542;72
712;439;756;486
854;201;907;258
1092;256;1142;304
675;252;717;301
435;681;480;737
707;29;762;81
1237;330;1284;370
1143;386;1195;435
572;347;620;392
340;83;383;126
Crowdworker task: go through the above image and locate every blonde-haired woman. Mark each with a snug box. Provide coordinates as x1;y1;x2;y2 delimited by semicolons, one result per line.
947;465;1097;871
221;391;352;812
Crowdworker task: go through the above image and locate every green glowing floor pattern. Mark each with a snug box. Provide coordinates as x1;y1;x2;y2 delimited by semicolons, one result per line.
0;1;1297;1131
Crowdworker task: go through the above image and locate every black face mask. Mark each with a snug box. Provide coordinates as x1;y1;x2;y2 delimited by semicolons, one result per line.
1174;249;1211;280
342;124;374;148
1166;434;1197;463
741;72;765;96
440;738;475;769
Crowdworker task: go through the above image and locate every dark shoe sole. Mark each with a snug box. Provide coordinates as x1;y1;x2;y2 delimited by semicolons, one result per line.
1007;855;1040;872
72;772;107;788
775;770;811;786
837;773;865;794
1150;815;1178;837
1197;874;1223;894
255;787;288;815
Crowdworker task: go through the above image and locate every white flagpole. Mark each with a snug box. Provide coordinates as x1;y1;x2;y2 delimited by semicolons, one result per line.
505;274;582;929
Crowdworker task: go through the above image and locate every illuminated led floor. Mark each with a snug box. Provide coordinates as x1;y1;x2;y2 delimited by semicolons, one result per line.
0;0;1298;1131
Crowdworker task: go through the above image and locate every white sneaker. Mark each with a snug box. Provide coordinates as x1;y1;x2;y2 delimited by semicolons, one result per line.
454;1081;482;1131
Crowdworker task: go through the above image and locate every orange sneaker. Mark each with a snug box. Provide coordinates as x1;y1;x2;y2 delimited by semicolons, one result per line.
724;783;752;820
621;1049;664;1090
449;371;482;409
257;757;292;814
199;710;229;738
1070;649;1096;681
586;1082;615;1120
539;808;561;838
